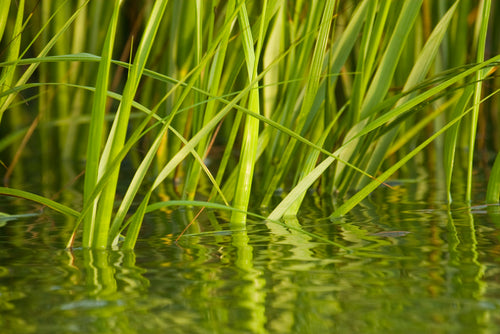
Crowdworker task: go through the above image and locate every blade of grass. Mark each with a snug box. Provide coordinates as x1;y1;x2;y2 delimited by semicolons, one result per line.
0;0;23;125
231;0;265;225
345;56;500;147
282;0;338;216
334;0;423;189
443;85;474;203
261;0;367;208
0;0;10;43
0;0;88;117
331;88;500;218
467;0;491;202
82;0;121;248
91;0;169;248
349;0;391;125
182;0;235;200
487;152;500;203
0;187;79;217
357;0;459;190
330;112;467;219
267;57;500;221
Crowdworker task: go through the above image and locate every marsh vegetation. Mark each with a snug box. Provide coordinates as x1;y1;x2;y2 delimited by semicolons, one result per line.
0;0;498;249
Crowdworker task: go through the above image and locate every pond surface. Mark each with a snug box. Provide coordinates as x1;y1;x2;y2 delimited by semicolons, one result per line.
2;179;500;333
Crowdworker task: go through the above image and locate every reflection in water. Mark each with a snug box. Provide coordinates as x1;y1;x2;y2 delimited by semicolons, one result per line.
0;239;151;333
2;185;500;332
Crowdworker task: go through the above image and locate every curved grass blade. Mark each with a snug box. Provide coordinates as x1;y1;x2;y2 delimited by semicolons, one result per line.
268;72;500;221
0;0;89;117
358;0;459;190
0;187;79;218
331;88;500;218
260;0;368;208
360;0;423;119
0;78;386;194
345;56;500;147
334;0;423;187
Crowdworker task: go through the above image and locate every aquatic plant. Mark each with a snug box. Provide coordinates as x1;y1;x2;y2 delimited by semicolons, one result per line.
0;0;498;249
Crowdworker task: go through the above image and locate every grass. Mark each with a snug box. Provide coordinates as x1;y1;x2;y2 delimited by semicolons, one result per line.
0;0;499;249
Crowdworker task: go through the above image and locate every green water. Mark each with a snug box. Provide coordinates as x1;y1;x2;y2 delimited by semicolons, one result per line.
2;180;500;333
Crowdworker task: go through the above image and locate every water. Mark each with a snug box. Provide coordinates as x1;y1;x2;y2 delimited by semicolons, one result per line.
2;180;500;333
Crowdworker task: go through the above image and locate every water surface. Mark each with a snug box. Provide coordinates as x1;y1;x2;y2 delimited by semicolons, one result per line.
2;180;500;333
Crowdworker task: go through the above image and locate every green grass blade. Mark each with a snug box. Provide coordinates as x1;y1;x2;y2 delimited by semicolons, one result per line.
107;120;228;244
0;0;88;116
467;0;491;202
182;0;235;201
282;0;337;216
230;0;265;225
349;0;391;124
357;0;459;189
346;56;500;147
487;153;500;203
0;0;23;124
330;109;470;219
335;1;423;186
122;192;151;250
360;0;423;119
92;0;169;248
443;85;474;203
267;155;334;221
260;0;368;208
82;0;121;248
0;0;10;43
0;187;79;218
